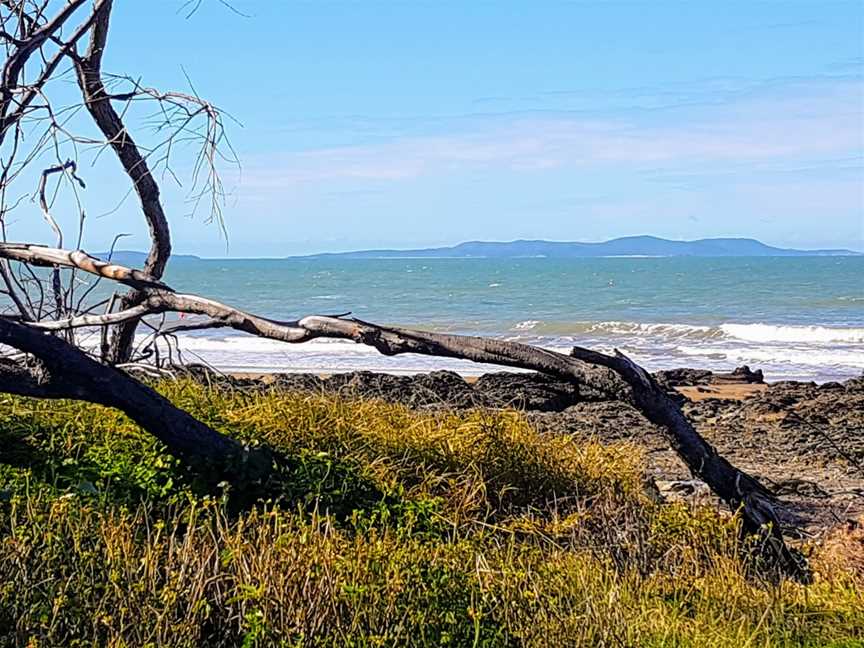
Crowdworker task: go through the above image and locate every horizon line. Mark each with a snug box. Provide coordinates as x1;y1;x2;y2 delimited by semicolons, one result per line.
94;234;864;260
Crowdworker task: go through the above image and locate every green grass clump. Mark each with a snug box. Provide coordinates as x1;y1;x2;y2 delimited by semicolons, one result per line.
0;379;861;647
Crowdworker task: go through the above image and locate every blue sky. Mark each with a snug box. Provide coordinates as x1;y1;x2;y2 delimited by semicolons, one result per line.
11;1;864;256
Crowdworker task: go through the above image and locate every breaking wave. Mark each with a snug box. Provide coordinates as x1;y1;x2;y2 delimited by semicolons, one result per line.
509;320;720;338
718;323;864;344
507;320;864;344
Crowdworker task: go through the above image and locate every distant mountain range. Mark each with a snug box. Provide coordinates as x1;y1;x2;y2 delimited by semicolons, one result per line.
298;236;860;259
95;236;859;263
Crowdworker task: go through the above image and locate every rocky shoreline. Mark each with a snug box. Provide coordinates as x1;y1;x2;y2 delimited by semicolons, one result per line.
183;364;864;536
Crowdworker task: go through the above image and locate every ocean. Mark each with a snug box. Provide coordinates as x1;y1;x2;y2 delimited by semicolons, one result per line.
152;255;863;383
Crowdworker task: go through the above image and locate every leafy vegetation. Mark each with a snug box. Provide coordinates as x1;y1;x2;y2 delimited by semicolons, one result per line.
0;380;861;647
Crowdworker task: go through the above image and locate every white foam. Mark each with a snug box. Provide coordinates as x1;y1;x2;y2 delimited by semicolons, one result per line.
504;320;864;344
155;333;510;375
676;344;863;368
512;320;540;330
177;335;379;355
719;323;864;344
583;321;720;339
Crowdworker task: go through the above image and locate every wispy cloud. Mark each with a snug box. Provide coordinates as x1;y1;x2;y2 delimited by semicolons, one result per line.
236;75;863;191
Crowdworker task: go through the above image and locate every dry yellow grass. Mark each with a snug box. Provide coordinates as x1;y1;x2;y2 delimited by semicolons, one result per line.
0;379;861;647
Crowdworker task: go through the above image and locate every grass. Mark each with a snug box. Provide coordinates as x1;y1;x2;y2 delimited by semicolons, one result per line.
0;378;861;647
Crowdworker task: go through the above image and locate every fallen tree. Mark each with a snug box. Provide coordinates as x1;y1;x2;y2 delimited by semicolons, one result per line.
0;241;807;578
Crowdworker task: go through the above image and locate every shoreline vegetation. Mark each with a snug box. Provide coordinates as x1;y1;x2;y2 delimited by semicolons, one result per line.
1;366;862;646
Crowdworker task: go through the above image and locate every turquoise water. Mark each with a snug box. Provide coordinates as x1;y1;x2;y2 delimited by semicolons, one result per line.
158;256;863;382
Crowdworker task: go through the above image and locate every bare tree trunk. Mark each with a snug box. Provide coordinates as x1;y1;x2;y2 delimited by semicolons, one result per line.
73;0;171;364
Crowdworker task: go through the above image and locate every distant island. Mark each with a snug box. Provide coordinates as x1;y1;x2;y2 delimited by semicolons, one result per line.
296;236;860;259
96;236;860;263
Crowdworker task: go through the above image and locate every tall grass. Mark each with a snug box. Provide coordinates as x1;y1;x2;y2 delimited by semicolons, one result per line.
0;379;861;647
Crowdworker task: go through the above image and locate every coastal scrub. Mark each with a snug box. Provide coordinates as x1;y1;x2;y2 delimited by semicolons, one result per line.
0;380;860;647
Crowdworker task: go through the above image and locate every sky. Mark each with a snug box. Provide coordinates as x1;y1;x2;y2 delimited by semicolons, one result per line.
8;1;864;256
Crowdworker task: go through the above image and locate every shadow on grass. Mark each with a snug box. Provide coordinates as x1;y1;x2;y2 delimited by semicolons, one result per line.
0;417;427;536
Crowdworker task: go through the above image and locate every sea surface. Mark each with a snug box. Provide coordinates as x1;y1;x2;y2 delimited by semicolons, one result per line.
150;256;863;382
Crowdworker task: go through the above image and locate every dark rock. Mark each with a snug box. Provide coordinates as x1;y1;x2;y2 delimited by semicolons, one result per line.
411;371;484;408
710;365;764;384
527;401;658;442
172;363;257;388
844;376;864;393
653;368;714;389
773;380;817;390
473;372;582;412
325;371;408;399
323;370;481;408
734;365;764;382
270;373;325;392
818;381;845;391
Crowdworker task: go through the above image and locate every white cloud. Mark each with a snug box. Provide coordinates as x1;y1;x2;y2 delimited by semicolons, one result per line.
235;76;863;191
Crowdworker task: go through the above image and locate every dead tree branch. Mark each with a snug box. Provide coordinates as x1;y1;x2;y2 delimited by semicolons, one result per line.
0;241;807;579
0;242;169;289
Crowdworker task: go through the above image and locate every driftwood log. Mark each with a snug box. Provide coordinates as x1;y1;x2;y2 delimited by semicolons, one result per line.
0;241;805;578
